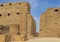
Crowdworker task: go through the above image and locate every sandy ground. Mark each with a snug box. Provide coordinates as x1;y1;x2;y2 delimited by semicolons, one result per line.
12;37;60;42
25;37;60;42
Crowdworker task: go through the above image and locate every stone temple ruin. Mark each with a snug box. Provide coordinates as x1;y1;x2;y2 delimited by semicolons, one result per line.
0;2;36;42
40;8;60;37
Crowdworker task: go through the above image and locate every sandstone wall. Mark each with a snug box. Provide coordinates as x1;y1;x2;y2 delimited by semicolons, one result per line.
40;8;60;37
27;13;36;38
0;2;36;42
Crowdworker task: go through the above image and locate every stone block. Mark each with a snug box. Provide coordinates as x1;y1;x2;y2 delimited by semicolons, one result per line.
0;35;5;42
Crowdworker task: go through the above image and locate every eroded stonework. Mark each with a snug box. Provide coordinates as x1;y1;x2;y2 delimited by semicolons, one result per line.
0;2;36;42
40;8;60;37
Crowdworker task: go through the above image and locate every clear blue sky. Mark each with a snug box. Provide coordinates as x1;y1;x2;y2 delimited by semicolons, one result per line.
0;0;60;32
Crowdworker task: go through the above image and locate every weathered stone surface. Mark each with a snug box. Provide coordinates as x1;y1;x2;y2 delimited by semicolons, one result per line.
5;35;11;42
11;35;23;41
27;13;36;38
0;25;9;35
0;35;5;42
0;2;36;42
9;24;20;35
40;8;60;37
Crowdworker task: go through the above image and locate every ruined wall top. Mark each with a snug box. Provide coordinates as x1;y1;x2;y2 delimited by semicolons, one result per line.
0;2;31;25
46;8;60;14
0;2;30;13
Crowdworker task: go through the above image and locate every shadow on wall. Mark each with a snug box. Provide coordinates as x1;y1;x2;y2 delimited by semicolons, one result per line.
0;25;9;34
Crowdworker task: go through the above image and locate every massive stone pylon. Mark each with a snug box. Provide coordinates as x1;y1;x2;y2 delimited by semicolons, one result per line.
0;2;36;42
40;8;60;37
